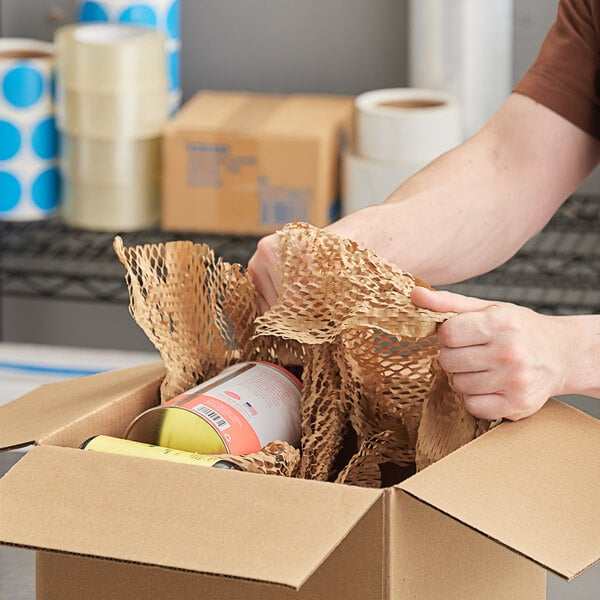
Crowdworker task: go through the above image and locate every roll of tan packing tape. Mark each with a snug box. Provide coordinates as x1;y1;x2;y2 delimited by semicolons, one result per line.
62;178;160;231
56;83;168;139
342;152;428;216
55;23;166;91
60;134;161;184
355;88;461;164
54;23;167;139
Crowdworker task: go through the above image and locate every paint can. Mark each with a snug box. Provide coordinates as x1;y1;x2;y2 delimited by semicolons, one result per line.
125;361;302;455
80;435;242;470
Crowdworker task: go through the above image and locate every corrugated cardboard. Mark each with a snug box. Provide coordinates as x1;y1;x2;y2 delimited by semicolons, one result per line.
0;364;598;599
161;91;354;235
401;400;600;580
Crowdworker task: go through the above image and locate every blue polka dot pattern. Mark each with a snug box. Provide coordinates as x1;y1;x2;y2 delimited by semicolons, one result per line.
32;117;58;160
168;48;180;91
50;72;57;102
0;171;22;212
0;121;21;161
2;64;44;109
78;1;109;22
167;0;181;40
118;5;158;27
31;167;60;211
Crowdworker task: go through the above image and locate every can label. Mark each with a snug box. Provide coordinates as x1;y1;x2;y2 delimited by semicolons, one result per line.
125;361;303;455
165;362;302;454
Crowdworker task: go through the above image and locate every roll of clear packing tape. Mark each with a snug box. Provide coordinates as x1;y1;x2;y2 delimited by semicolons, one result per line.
342;152;428;217
355;88;461;164
55;23;166;92
0;38;60;220
60;134;161;184
75;0;181;112
56;82;168;139
62;178;159;231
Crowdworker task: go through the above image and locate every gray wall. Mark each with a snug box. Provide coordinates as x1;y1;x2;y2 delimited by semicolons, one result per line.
0;0;562;96
513;0;558;82
0;0;410;98
0;0;574;351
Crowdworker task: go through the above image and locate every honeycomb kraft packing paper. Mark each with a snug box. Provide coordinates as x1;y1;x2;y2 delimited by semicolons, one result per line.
114;223;494;487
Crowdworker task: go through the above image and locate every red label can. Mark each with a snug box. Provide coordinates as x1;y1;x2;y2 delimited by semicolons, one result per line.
125;361;302;455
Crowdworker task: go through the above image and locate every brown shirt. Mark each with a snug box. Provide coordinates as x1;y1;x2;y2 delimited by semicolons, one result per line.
515;0;600;139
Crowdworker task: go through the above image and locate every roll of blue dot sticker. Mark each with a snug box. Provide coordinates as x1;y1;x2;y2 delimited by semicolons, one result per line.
118;4;158;27
78;1;109;22
166;0;181;40
0;171;22;212
0;120;21;161
168;47;180;92
2;63;44;109
31;167;60;211
31;116;58;160
50;71;56;102
0;39;58;219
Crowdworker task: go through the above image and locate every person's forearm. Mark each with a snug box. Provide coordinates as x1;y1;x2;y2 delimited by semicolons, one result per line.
328;148;526;285
327;94;600;285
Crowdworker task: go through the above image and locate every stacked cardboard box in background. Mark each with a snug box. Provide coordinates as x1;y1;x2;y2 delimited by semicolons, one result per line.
161;91;354;235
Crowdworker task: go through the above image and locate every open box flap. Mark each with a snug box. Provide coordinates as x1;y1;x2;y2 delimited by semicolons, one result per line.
0;363;165;450
400;399;600;580
0;445;383;589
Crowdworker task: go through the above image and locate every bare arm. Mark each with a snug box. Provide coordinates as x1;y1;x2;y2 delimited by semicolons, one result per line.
249;92;600;309
248;92;600;419
326;92;600;284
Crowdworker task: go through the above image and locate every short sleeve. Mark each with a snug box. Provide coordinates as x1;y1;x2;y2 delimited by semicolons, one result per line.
514;0;600;139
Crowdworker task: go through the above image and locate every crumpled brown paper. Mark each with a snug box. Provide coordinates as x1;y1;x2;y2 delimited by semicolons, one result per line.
114;222;494;487
213;441;301;477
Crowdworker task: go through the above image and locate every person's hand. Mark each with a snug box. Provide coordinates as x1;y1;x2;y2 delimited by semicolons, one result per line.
248;233;281;313
411;287;571;421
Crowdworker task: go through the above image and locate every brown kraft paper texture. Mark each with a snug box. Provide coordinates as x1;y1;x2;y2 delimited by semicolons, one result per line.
114;222;494;487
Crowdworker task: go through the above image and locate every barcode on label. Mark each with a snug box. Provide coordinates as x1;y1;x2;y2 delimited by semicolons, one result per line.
194;404;230;431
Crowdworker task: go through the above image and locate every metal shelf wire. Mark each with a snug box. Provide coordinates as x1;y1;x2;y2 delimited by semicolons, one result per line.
0;223;260;304
0;195;598;314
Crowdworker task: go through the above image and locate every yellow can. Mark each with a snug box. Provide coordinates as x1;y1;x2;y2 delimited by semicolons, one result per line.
80;435;242;470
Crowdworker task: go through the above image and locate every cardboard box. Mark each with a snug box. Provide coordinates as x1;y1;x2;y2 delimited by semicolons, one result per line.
161;91;354;235
0;363;599;599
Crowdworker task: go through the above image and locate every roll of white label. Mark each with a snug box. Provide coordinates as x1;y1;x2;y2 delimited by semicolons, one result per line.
0;39;60;221
355;88;462;164
342;152;428;216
